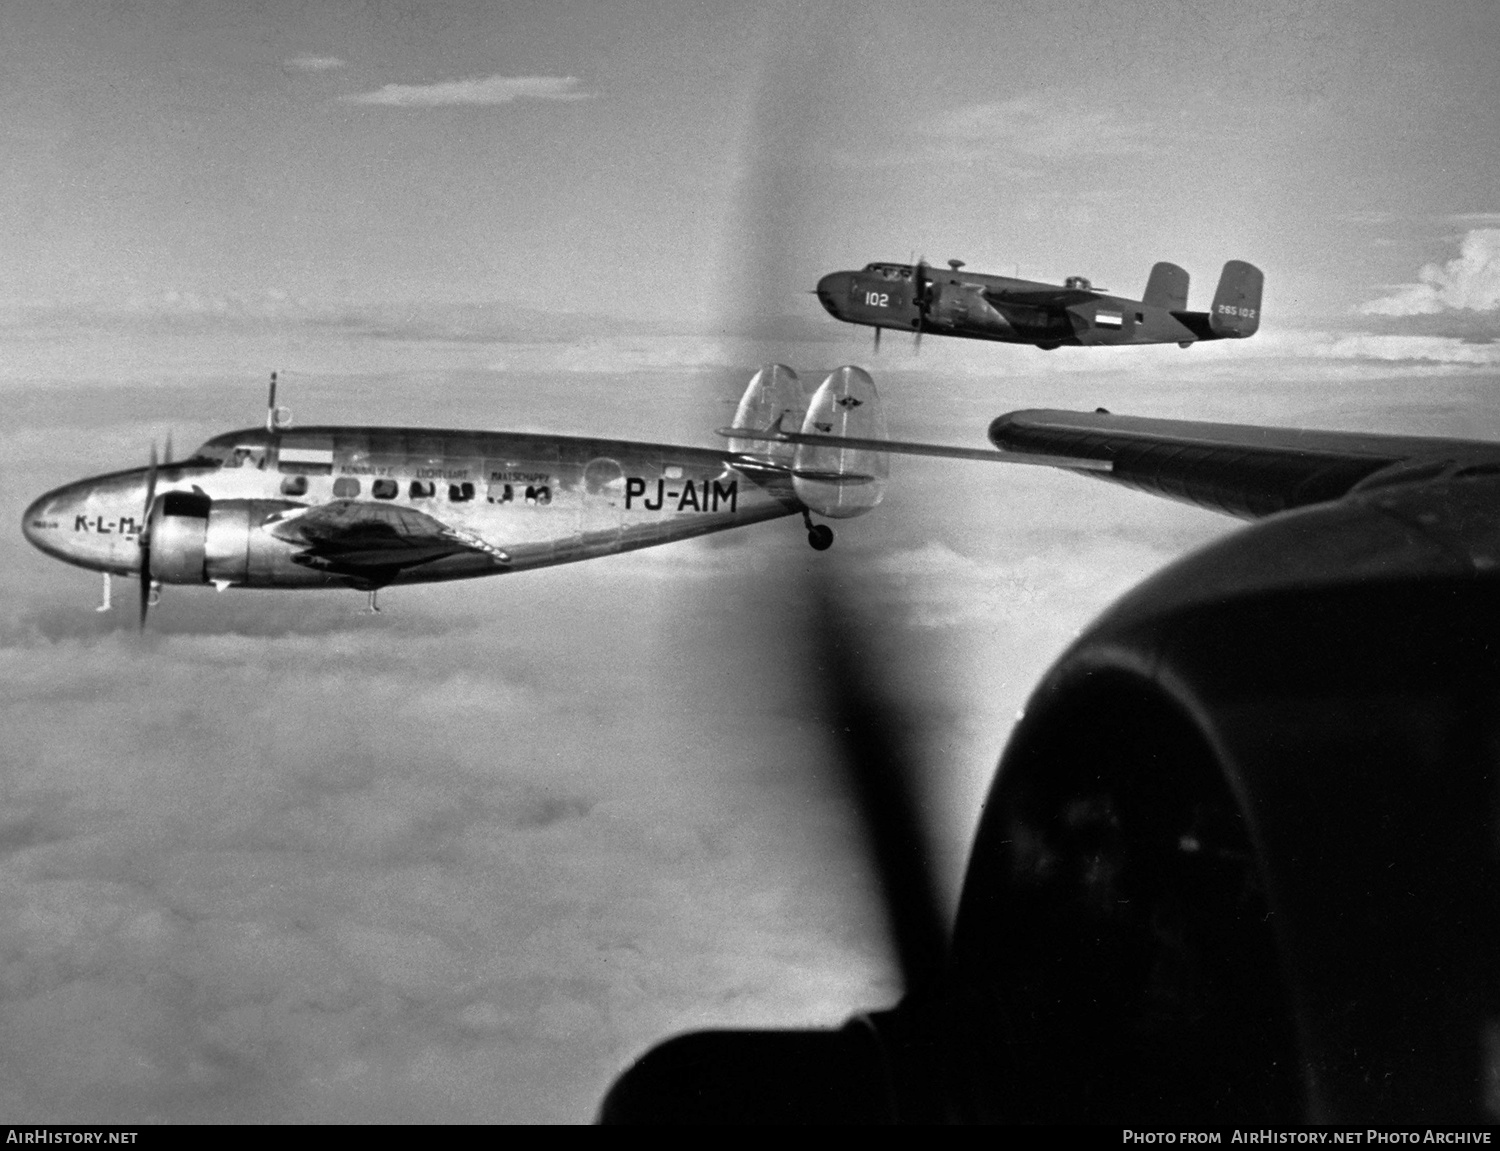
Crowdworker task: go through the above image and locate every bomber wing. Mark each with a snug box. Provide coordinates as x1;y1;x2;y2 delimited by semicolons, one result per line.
981;286;1100;309
267;500;510;574
988;409;1500;520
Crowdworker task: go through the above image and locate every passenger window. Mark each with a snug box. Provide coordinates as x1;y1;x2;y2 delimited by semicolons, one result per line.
372;478;398;500
526;485;552;506
449;482;475;502
280;475;308;496
488;484;514;505
409;480;436;499
333;477;360;498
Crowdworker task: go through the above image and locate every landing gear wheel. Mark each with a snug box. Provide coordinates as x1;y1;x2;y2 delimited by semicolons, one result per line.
807;524;834;551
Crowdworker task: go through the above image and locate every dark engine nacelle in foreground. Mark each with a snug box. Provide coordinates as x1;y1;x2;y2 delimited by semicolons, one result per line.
604;478;1500;1124
148;493;316;587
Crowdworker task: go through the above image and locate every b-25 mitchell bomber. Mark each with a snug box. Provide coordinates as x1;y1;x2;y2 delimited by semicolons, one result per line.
815;257;1262;351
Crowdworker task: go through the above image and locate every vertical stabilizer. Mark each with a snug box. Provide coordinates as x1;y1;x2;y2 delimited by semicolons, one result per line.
728;364;806;468
1142;262;1190;311
792;367;889;519
1209;260;1263;338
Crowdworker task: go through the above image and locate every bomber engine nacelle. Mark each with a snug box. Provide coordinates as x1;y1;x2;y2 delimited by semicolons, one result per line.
926;279;1010;336
792;366;889;519
146;492;313;586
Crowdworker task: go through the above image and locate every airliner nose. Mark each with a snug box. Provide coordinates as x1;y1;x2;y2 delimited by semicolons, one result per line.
22;471;148;573
22;487;72;561
816;272;852;318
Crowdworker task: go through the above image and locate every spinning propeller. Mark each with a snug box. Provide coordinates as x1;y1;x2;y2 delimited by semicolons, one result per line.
600;587;955;1121
135;432;171;629
603;25;962;1120
912;257;931;352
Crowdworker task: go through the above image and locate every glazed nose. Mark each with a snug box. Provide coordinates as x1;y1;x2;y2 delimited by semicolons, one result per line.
816;272;853;317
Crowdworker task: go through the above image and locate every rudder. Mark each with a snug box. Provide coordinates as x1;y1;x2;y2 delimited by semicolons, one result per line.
1209;260;1263;338
1142;262;1189;311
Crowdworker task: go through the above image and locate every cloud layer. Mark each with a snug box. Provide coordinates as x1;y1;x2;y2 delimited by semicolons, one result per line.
341;75;592;108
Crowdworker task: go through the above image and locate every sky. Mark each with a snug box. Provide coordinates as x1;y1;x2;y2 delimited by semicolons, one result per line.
0;0;1498;1125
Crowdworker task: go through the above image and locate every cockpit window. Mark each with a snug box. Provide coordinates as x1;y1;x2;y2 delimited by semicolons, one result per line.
187;434;270;471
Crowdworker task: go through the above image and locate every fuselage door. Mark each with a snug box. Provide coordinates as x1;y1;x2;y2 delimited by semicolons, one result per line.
581;457;625;545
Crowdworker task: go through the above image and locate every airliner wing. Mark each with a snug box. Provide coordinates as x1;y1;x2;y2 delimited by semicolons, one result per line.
988;409;1500;520
267;500;509;572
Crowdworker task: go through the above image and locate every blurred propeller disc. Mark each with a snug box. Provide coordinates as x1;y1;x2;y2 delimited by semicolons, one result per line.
138;441;159;630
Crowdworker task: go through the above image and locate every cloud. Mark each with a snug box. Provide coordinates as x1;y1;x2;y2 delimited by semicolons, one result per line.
1361;228;1500;316
1314;334;1500;366
284;55;347;72
340;75;591;108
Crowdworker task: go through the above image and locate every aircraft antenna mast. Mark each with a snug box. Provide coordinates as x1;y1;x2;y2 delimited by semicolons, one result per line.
266;371;292;432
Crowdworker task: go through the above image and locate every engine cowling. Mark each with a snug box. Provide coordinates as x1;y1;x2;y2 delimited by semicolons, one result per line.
792;366;889;519
147;494;315;586
927;280;1011;337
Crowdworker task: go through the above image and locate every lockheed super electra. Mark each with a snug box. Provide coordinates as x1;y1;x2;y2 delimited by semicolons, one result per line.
22;366;1104;625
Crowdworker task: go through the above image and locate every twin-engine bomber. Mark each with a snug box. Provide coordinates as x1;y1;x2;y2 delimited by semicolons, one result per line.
816;257;1262;351
21;367;1104;625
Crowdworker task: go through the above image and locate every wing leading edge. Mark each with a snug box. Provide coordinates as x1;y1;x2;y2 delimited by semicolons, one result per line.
989;410;1500;520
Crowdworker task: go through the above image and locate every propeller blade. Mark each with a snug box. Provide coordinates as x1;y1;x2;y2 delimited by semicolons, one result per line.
873;325;881;354
912;256;929;353
809;580;946;993
138;442;159;630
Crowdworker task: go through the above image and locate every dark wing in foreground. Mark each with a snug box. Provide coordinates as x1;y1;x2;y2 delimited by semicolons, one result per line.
267;500;509;574
989;409;1500;520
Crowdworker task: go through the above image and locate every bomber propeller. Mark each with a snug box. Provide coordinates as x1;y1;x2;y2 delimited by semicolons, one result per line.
912;257;930;352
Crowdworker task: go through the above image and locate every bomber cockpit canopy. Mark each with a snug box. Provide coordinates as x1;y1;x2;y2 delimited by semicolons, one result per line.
184;429;272;470
861;262;913;281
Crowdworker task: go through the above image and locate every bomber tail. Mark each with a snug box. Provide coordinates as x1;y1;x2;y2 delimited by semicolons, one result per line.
1208;260;1262;338
1142;262;1189;311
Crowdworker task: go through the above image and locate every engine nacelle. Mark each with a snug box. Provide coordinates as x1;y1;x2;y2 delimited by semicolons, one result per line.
927;280;1011;336
147;494;316;586
792;366;889;519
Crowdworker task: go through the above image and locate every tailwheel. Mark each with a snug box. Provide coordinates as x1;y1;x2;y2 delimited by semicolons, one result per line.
807;524;834;551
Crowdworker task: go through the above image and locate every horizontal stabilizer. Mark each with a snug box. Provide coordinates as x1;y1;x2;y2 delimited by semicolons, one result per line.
790;467;880;485
720;424;1111;472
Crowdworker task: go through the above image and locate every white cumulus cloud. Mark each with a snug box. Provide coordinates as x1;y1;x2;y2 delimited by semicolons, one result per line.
341;74;591;108
1361;228;1500;316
